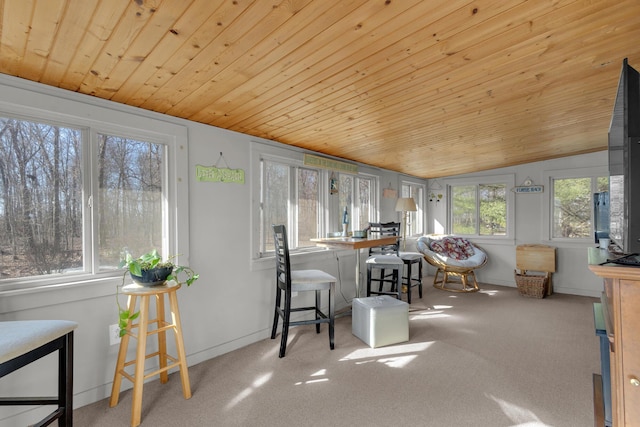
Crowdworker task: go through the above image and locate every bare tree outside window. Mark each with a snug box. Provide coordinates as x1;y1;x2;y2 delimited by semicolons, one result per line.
0;117;82;278
298;168;319;248
0;116;167;281
262;160;290;252
259;158;376;255
357;178;372;230
96;134;164;270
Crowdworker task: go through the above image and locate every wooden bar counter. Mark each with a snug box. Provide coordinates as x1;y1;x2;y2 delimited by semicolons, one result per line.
588;247;640;426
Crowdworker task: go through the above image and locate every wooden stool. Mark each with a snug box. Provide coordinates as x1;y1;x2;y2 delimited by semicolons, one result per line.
110;281;191;427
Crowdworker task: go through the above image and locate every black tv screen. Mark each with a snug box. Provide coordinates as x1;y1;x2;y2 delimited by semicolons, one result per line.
608;59;640;254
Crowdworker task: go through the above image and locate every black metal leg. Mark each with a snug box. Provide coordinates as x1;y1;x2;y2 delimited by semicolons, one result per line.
418;260;423;298
271;288;281;339
328;286;335;350
393;270;401;299
315;290;321;334
279;295;291;358
406;261;412;304
59;331;74;427
366;265;372;297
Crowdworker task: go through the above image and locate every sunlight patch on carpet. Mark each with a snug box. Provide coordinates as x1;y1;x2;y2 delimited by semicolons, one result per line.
295;378;329;385
225;372;273;410
486;393;552;427
410;309;450;320
340;341;434;362
432;304;453;309
377;355;417;368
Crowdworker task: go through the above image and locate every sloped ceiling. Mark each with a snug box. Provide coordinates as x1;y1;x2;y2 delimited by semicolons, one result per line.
1;0;639;178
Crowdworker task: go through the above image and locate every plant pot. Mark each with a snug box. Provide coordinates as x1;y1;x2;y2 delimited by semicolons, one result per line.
130;266;173;286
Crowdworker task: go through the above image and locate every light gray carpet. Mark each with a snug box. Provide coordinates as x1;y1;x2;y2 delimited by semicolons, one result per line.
75;281;601;426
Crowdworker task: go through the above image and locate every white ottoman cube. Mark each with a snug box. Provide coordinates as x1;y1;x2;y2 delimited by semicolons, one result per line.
352;296;409;348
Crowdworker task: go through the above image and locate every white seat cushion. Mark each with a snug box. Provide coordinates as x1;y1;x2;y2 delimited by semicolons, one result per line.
399;252;422;261
290;269;336;291
0;320;78;364
366;255;405;268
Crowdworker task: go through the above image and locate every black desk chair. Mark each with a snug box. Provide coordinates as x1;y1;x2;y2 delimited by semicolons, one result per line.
271;225;336;358
0;320;78;427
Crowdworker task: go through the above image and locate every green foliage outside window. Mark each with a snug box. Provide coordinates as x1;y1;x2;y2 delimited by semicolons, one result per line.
479;184;507;235
452;183;506;236
552;176;608;239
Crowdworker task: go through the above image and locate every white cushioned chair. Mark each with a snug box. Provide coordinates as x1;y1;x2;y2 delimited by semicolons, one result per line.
417;235;487;292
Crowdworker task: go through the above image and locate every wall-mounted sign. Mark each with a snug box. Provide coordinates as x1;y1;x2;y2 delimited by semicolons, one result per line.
303;154;358;173
195;165;245;183
383;188;397;198
329;172;338;194
514;185;544;194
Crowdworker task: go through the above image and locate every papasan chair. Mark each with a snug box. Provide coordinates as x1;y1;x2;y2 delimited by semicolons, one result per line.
417;235;488;292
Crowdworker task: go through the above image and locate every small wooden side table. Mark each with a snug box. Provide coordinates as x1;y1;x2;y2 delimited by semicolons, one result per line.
109;281;191;427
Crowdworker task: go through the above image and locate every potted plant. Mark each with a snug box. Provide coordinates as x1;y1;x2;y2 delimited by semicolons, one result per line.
116;249;199;336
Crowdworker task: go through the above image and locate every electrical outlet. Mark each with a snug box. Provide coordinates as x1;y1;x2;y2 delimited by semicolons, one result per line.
109;324;121;346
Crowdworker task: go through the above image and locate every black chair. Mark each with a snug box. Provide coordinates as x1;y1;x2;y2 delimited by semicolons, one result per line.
399;250;423;304
366;222;404;300
0;320;78;427
271;225;336;358
367;222;423;303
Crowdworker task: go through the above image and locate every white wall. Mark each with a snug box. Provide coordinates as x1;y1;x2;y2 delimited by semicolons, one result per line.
421;151;607;297
0;74;605;425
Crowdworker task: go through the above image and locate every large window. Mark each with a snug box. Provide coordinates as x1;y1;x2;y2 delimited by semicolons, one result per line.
96;133;165;268
261;160;320;251
259;154;376;255
339;173;375;232
401;181;425;236
0;113;186;289
550;173;608;240
448;175;513;237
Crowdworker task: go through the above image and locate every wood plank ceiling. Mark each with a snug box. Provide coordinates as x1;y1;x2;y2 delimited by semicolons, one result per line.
1;0;639;178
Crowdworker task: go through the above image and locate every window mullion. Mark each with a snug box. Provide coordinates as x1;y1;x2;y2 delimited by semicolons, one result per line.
476;183;481;235
86;128;98;274
290;165;298;249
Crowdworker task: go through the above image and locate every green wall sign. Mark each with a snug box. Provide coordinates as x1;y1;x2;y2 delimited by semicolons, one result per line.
195;164;245;183
303;154;358;173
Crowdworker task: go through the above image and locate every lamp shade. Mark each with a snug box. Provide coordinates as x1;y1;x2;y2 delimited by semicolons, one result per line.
395;197;417;212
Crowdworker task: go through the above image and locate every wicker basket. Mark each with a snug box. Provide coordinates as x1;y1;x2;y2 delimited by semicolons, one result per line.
514;270;548;298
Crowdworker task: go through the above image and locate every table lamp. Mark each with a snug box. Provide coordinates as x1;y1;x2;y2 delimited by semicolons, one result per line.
395;197;417;250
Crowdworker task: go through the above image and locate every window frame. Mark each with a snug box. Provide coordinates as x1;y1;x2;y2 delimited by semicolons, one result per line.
0;100;189;292
542;166;608;244
259;155;325;253
445;174;515;240
251;143;378;262
400;180;426;236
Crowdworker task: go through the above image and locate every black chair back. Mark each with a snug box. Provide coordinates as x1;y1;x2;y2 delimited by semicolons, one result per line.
272;224;291;293
368;222;400;255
